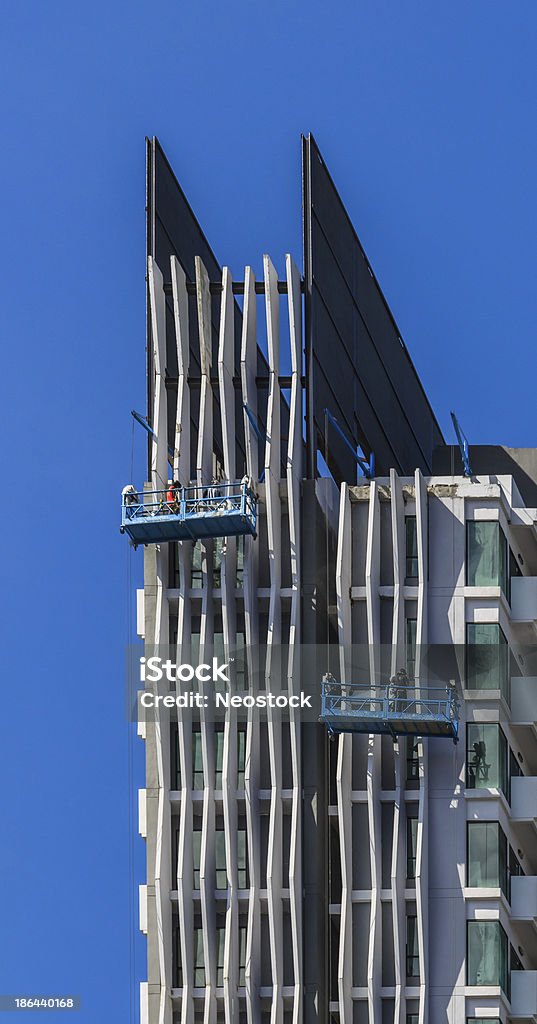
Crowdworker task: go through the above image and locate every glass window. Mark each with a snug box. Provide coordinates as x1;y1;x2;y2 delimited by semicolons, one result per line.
407;739;420;782
172;824;179;877
234;631;247;691
467;920;508;993
213;537;223;588
237;728;246;788
511;945;524;972
239;922;247;987
406;916;419;978
213;633;226;693
467;1019;501;1023
509;548;522;604
237;534;245;588
193;831;201;890
192;732;204;790
173;923;182;987
238;829;248;888
194;927;205;987
405;516;418;579
465;623;509;701
466;724;508;796
467;822;507;896
216;831;227;890
406;619;417;681
467;521;507;593
407;1017;419;1024
508;846;523;903
216;926;225;986
509;748;522;803
171;722;180;789
407;816;418;880
215;731;224;789
192;542;203;588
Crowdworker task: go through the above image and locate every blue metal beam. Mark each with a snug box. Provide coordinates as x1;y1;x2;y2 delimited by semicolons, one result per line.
131;410;174;465
323;408;374;479
450;411;473;477
243;403;266;482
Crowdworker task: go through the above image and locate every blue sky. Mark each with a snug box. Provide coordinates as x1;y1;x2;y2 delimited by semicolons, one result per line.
2;2;537;1020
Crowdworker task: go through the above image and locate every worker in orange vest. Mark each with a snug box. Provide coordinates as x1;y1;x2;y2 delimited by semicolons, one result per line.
166;480;181;512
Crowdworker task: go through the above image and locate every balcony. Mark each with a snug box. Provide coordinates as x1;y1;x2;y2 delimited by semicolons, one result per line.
510;969;537;1021
510;777;537;824
511;876;537;923
511;578;537;623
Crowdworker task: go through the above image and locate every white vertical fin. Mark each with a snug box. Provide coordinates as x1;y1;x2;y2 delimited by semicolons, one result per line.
170;269;194;1024
240;266;261;1023
170;256;190;486
336;484;352;1024
264;255;283;1024
148;257;169;491
218;267;239;1024
286;254;303;1024
390;469;405;1024
194;256;216;1024
415;469;429;1024
365;481;381;1024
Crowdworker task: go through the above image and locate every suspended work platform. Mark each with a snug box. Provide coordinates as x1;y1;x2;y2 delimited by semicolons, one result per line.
121;480;257;546
320;677;460;743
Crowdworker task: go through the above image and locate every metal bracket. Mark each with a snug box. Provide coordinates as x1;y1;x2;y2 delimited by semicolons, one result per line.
450;411;473;477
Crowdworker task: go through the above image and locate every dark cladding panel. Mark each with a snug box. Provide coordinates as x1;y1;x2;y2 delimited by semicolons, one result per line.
147;136;239;378
146;137;247;474
303;134;444;480
146;136;290;481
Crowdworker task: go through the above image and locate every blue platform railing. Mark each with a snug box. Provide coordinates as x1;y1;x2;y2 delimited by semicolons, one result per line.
120;480;257;546
320;677;459;742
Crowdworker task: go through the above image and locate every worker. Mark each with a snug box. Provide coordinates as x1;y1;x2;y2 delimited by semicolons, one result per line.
387;676;398;713
323;671;337;695
122;484;139;508
388;668;409;712
209;476;223;512
165;480;181;513
471;740;489;783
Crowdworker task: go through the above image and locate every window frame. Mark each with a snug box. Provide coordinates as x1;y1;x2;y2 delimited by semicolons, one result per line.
466;820;508;897
406;815;418;881
465;622;509;702
466;519;508;594
406;915;420;979
466;722;508;798
466;919;509;995
405;515;419;580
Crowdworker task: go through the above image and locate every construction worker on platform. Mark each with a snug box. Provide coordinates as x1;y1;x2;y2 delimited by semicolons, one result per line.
122;484;139;508
166;480;181;513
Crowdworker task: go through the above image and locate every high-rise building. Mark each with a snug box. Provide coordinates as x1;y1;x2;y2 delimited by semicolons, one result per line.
131;136;537;1024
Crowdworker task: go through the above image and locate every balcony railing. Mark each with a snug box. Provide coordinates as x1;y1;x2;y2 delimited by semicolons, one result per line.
511;876;537;922
511;577;537;623
510;969;537;1021
510;777;537;823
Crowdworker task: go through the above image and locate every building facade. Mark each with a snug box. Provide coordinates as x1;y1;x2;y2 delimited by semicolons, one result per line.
134;138;537;1024
330;471;537;1024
